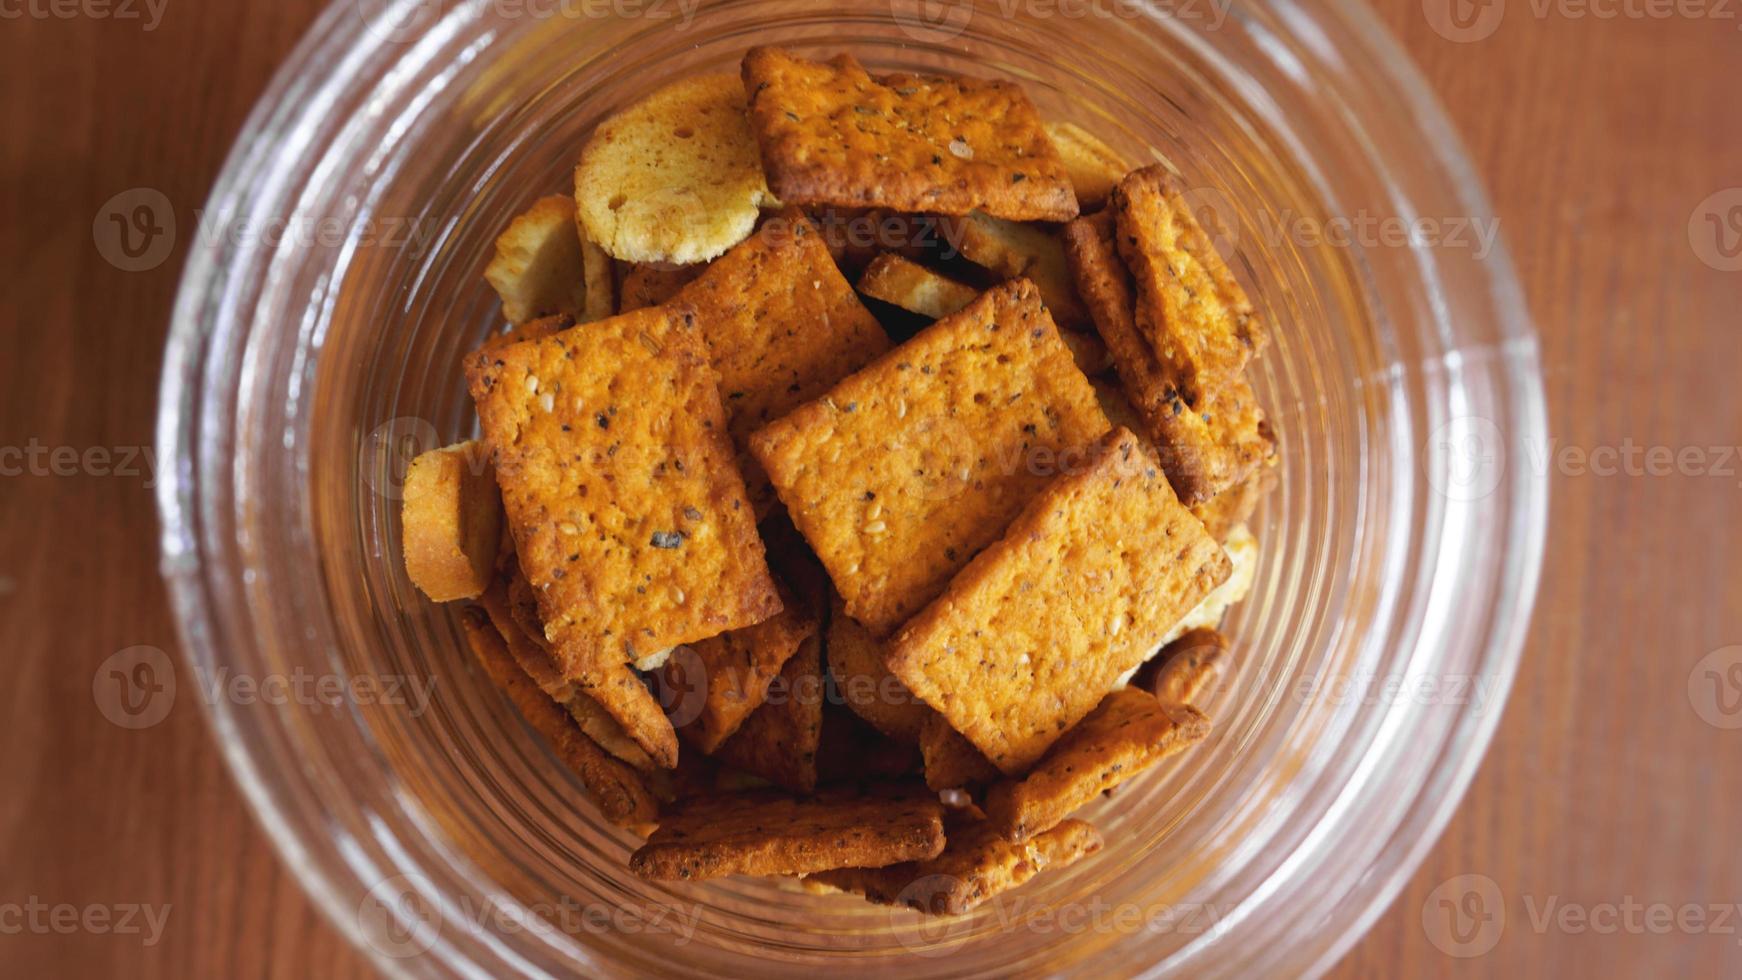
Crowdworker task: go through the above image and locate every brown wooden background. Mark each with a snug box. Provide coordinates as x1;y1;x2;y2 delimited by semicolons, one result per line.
3;1;1738;976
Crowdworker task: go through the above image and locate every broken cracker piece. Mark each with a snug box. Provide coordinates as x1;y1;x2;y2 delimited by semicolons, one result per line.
1044;121;1129;210
742;47;1076;223
983;688;1210;842
1111;165;1266;404
673;210;891;511
664;579;820;755
713;622;826;793
855;252;979;321
484;195;589;325
575;73;776;264
944;211;1087;329
886;427;1229;774
810;817;1101;916
1064;210;1271;504
617;260;706;313
480;575;571;700
401;441;500;602
750;278;1110;637
628;788;945;880
919;711;1000;793
827;595;930;744
1135;628;1230;708
460;607;659;828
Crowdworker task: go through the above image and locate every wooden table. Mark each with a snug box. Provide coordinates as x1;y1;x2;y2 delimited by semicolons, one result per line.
2;2;1736;976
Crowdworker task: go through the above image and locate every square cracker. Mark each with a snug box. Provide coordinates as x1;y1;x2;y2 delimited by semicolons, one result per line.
827;594;931;744
983;688;1210;842
712;621;826;793
661;579;818;755
628;788;945;880
617;261;705;313
459;607;659;829
672;210;891;510
809;817;1102;916
750;278;1111;637
742;47;1077;223
1064;210;1272;504
465;306;782;764
1111;165;1266;404
886;427;1230;774
919;711;1000;792
1044;121;1129;210
855;252;979;322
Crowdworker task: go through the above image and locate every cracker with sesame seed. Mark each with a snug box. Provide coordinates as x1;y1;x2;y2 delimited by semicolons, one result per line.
401;441;501;602
712;618;826;793
575;73;777;264
919;711;1000;792
750;278;1111;638
628;788;945;880
826;594;931;744
742;47;1077;223
1044;121;1130;210
943;211;1088;329
885;428;1229;774
484;195;591;325
854;253;979;321
466;305;782;768
460;607;660;829
1064;209;1273;504
671;210;891;512
983;688;1210;842
617;260;706;313
809;816;1102;916
663;577;820;755
1112;165;1267;402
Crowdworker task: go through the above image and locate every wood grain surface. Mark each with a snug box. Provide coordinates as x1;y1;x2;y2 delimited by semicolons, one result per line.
1;1;1736;976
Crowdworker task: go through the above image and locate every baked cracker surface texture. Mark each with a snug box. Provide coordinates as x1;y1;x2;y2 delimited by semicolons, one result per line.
984;688;1211;842
742;47;1077;222
712;622;827;793
664;579;819;755
750;278;1111;638
464;306;782;725
886;427;1230;774
628;788;945;880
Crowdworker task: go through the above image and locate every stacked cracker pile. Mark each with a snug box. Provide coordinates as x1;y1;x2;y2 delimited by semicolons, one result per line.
401;47;1273;916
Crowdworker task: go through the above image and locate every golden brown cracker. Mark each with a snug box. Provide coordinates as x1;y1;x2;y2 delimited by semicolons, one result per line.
750;278;1111;637
742;47;1077;222
1189;463;1272;542
944;211;1087;329
617;261;705;312
919;711;1000;792
886;428;1229;774
810;817;1101;915
1134;628;1229;707
574;73;775;263
459;607;659;828
479;575;570;700
1110;165;1266;402
401;441;500;602
673;211;891;511
855;252;979;321
484;195;589;325
983;688;1210;842
628;788;945;880
826;595;930;744
664;581;820;754
712;625;826;793
1063;210;1271;504
1044;121;1130;210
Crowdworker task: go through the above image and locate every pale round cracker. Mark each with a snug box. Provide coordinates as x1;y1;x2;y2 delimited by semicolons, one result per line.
574;73;774;264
